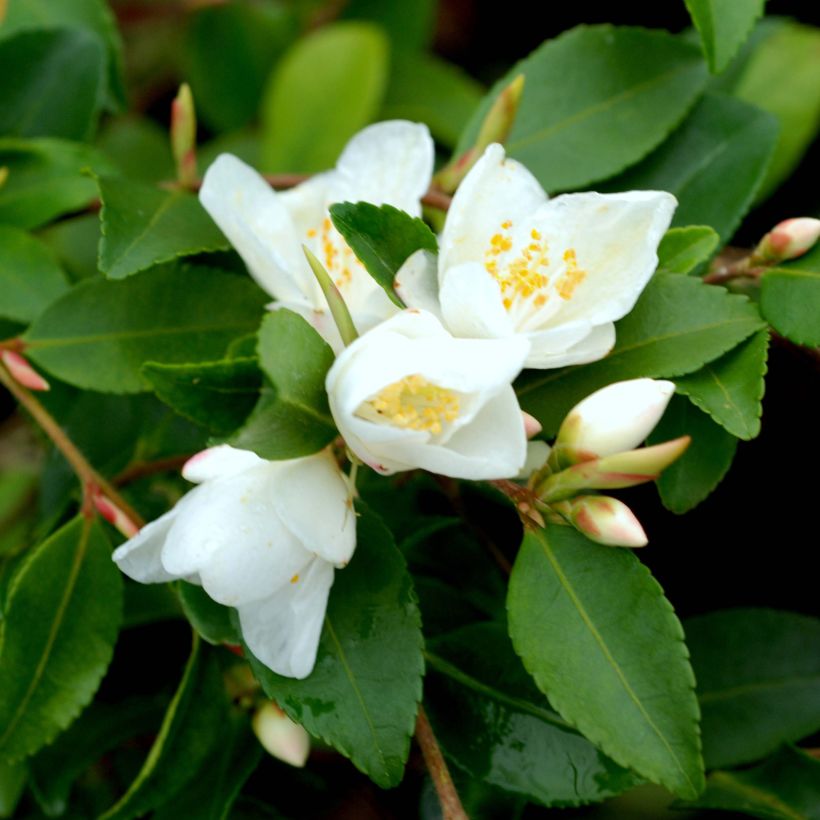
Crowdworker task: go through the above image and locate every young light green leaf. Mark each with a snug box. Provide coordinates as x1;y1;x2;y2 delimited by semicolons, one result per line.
261;22;389;173
517;273;765;436
425;622;639;807
649;394;738;514
657;226;720;276
329;202;438;307
244;506;424;789
687;609;820;770
603;93;778;242
508;525;704;799
177;582;240;647
0;28;104;141
0;517;122;762
24;265;268;394
0;226;69;323
676;330;769;440
684;0;765;73
230;310;337;459
457;26;707;192
341;0;436;50
761;244;820;347
98;177;229;280
142;357;261;436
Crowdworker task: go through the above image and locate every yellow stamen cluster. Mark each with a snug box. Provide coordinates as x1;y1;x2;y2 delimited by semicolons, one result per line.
556;248;587;300
484;222;551;310
362;374;460;435
307;218;356;288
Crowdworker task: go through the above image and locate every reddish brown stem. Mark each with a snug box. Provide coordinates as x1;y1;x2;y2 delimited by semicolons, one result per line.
114;454;194;487
415;706;468;820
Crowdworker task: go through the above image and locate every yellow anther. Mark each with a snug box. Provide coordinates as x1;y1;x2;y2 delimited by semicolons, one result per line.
556;248;587;300
501;220;513;229
531;228;542;240
307;228;317;238
290;574;299;584
483;220;551;311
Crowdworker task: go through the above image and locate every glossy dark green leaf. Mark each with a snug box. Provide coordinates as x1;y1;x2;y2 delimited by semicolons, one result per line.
245;506;424;788
97;177;229;279
0;760;26;818
517;273;765;436
0;138;117;229
0;225;69;323
24;265;268;393
100;639;229;820
425;623;639;806
761;244;820;347
329;202;437;307
649;394;738;514
686;609;820;769
508;525;704;799
178;582;240;647
0;517;122;762
230;310;337;459
0;28;104;140
342;0;436;49
97;117;175;183
143;357;261;436
604;93;778;242
39;213;102;281
684;0;765;73
123;582;182;629
676;329;769;440
457;26;707;192
681;746;820;820
656;226;720;276
261;22;389;173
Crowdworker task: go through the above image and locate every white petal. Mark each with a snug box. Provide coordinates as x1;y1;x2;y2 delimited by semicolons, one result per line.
238;557;334;679
439;262;514;339
526;322;616;368
182;445;264;484
440;143;547;274
112;508;178;583
516;440;551;480
394;250;442;318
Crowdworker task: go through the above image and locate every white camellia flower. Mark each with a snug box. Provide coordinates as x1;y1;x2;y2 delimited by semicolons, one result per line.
395;143;677;368
111;445;356;679
199;120;434;350
326;309;530;480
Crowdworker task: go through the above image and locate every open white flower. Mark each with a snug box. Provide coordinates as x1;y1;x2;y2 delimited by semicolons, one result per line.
199;121;434;350
396;143;676;368
326;309;530;480
112;445;356;679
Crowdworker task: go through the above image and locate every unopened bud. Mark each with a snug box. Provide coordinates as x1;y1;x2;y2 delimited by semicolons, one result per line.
553;379;675;467
557;495;648;547
754;218;820;264
522;411;542;439
0;166;8;189
171;83;197;189
303;245;358;346
92;490;140;539
1;350;50;391
252;702;310;767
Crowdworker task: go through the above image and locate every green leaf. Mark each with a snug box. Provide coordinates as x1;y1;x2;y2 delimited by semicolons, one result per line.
123;581;182;628
329;202;438;307
675;329;769;440
341;0;436;49
178;582;240;647
0;225;68;323
649;394;738;514
0;760;26;818
245;506;424;789
97;177;229;280
761;244;820;347
0;28;104;140
0;137;117;230
39;213;102;281
143;357;261;436
0;517;122;762
517;273;765;436
382;51;484;148
230;310;337;459
657;226;720;276
457;26;707;192
425;622;639;807
97;117;175;183
261;22;389;173
24;265;268;393
684;0;765;73
100;639;229;820
686;609;820;770
603;93;778;242
732;22;820;200
507;525;704;799
681;746;820;820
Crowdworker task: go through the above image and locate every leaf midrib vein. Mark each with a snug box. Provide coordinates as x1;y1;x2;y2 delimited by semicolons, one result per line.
699;674;820;704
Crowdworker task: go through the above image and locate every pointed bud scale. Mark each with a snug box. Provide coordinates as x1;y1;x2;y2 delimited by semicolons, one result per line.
252;702;310;767
0;166;8;189
522;411;542;439
755;218;820;264
171;83;197;189
558;495;648;547
1;350;50;391
303;245;359;346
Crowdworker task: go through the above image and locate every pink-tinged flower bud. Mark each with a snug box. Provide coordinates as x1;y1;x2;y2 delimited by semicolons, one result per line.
92;491;140;539
522;411;542;439
171;83;197;189
1;350;50;391
252;702;310;767
554;378;675;466
755;218;820;264
558;495;648;547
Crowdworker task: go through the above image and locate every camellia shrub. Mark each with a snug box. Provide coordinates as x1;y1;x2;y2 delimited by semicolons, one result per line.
1;1;819;818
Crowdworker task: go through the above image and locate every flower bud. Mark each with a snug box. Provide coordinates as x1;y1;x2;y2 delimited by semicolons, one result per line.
171;83;197;189
252;702;310;767
0;166;8;189
1;350;50;391
553;379;675;466
754;218;820;264
558;495;648;547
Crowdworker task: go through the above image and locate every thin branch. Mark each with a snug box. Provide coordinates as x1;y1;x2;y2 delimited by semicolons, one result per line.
114;454;193;487
415;706;468;820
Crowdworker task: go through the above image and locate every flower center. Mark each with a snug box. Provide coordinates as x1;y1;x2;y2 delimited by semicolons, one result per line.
357;374;460;435
306;217;359;289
